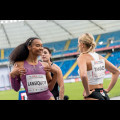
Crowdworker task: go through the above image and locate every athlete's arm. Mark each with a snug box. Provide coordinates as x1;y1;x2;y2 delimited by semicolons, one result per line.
10;62;25;92
46;71;58;91
45;72;52;83
77;55;91;97
54;64;64;100
42;62;58;91
103;57;119;93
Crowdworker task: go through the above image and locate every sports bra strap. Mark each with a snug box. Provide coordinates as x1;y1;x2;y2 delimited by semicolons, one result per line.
88;52;99;61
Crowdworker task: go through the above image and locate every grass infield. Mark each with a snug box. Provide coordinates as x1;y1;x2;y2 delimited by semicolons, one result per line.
0;78;120;100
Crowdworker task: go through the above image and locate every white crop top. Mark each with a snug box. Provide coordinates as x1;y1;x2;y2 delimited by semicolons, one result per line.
87;52;105;85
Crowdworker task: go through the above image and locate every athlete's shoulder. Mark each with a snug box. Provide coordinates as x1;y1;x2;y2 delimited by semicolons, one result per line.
53;63;62;71
77;53;87;60
98;54;106;60
52;63;59;68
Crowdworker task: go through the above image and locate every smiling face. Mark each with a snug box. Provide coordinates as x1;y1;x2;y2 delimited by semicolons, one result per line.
28;39;43;56
41;48;51;62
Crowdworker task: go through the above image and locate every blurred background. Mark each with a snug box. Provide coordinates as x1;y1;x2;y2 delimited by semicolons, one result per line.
0;20;120;100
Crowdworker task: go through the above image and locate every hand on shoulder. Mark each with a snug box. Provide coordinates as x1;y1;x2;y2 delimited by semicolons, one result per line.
41;62;58;74
10;61;26;78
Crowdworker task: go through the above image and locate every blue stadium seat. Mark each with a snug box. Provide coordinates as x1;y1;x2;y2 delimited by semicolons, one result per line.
56;59;76;76
1;30;120;79
68;38;78;49
107;51;120;67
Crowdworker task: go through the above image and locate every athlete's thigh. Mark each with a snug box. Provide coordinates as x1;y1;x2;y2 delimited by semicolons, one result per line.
84;97;98;100
49;96;55;100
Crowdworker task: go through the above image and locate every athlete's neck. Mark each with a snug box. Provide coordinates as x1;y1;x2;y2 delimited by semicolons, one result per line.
27;54;38;64
81;47;88;53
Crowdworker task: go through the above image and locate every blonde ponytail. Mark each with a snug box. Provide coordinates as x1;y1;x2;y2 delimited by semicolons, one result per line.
78;33;96;54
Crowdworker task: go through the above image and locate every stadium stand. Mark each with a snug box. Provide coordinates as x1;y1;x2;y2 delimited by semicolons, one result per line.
1;30;120;82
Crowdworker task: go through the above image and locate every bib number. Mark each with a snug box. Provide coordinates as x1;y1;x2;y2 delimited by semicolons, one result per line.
91;59;105;79
26;74;48;93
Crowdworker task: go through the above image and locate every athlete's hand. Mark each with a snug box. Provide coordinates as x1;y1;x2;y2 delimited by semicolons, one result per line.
10;64;26;78
83;90;95;98
43;63;52;72
104;89;109;93
44;62;58;74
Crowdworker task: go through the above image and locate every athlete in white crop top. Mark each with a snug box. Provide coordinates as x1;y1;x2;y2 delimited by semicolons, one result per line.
87;52;105;85
77;33;119;100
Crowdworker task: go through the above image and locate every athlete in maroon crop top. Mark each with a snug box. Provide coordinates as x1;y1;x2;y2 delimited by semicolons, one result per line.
9;37;58;100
